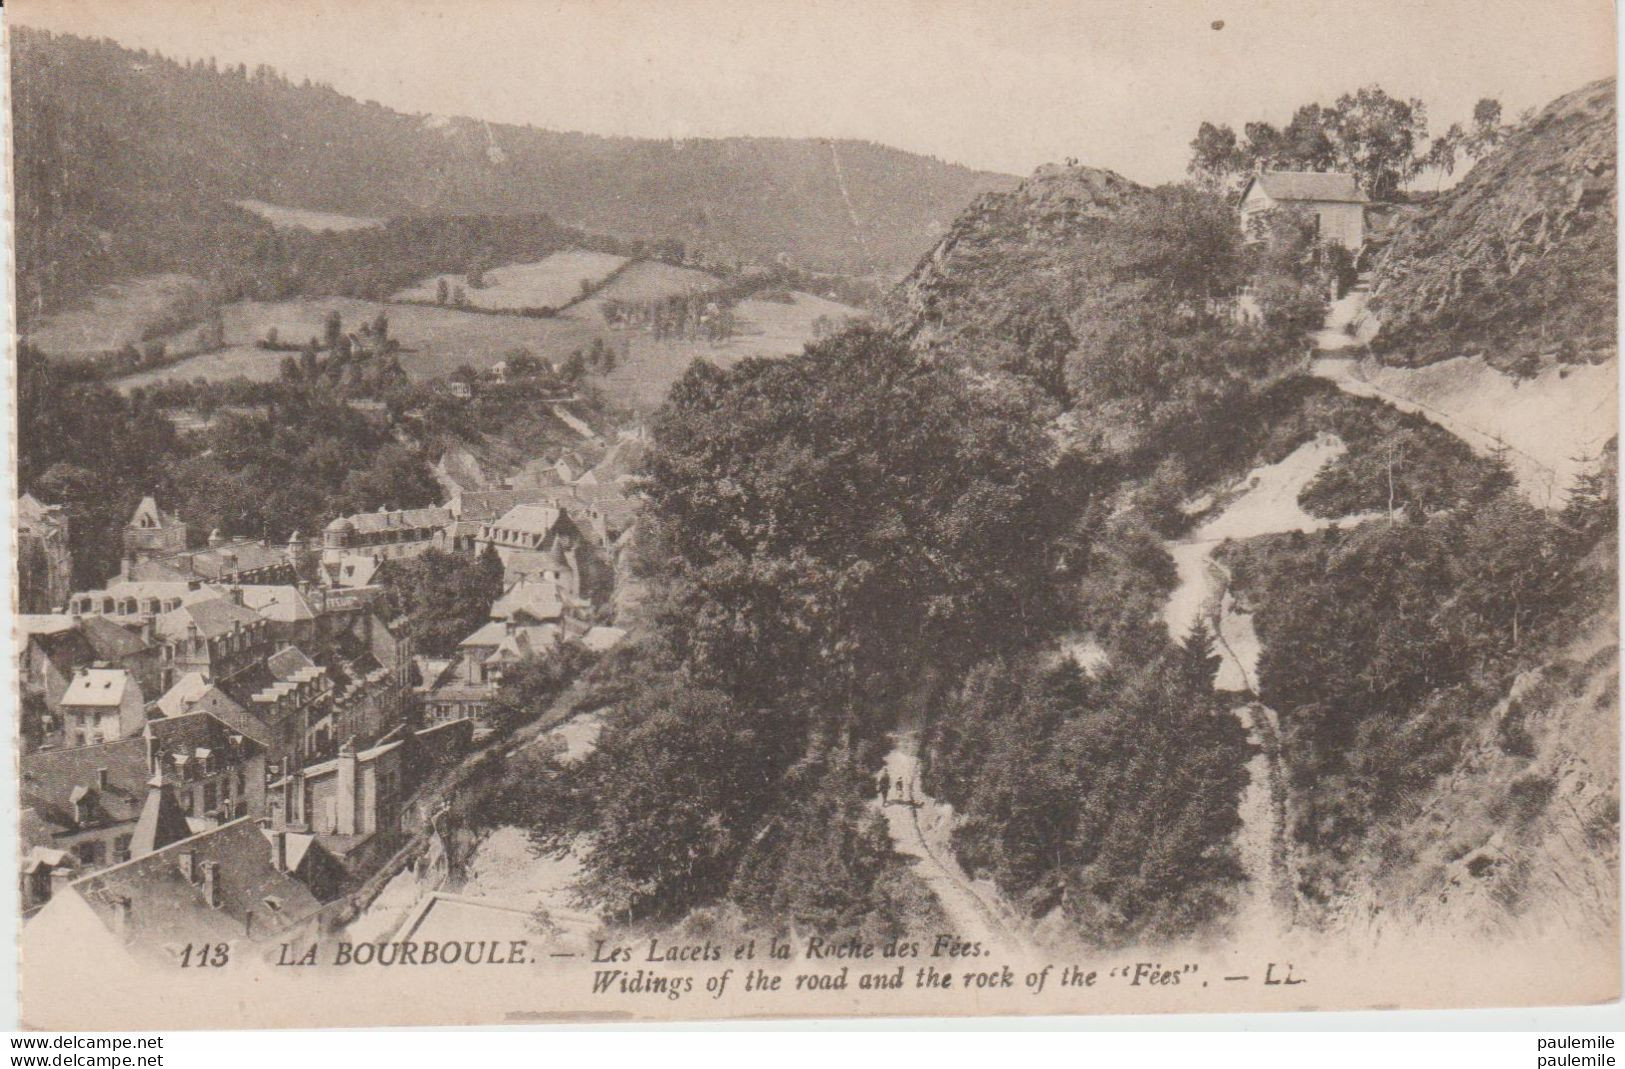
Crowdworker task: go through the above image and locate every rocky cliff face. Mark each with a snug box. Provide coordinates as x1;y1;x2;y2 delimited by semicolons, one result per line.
1330;597;1619;946
885;163;1143;368
1366;79;1616;369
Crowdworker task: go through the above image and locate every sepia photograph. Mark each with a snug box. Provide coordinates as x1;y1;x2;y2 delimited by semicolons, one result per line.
4;0;1619;1032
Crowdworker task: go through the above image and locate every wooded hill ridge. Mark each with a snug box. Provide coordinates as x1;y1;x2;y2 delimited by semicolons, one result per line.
12;28;1015;313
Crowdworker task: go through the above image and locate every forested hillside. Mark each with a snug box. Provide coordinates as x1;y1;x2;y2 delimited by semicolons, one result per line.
507;77;1619;951
12;28;1012;314
469;160;1347;948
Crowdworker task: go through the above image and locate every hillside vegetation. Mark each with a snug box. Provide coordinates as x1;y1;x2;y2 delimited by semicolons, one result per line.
872;79;1615;948
12;27;1012;315
1364;79;1616;369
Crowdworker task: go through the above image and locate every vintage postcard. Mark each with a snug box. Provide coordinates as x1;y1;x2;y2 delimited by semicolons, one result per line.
7;0;1619;1029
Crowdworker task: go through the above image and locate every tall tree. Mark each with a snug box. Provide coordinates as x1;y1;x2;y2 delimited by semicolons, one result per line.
1426;123;1466;189
1465;97;1505;159
384;546;506;657
1187;121;1245;190
1280;103;1341;171
1329;86;1428;199
644;326;1061;714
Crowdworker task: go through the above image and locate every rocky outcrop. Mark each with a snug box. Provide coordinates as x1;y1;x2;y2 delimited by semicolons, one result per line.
1365;79;1616;369
885;164;1143;365
1330;606;1619;944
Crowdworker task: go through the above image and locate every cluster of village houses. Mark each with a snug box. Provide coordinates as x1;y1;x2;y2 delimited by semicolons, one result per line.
14;429;644;963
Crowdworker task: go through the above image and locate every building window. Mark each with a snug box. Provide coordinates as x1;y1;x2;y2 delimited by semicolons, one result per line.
113;835;132;864
76;840;106;866
203;781;217;814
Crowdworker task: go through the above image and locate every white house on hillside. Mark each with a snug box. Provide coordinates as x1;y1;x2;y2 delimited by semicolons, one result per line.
1239;171;1366;250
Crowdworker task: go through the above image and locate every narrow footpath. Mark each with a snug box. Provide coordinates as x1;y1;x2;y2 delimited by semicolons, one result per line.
1306;277;1606;507
1227;702;1295;939
1159;433;1366;938
878;728;1032;957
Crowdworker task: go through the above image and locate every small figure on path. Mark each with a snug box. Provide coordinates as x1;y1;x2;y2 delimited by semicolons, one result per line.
896;775;907;803
877;771;891;804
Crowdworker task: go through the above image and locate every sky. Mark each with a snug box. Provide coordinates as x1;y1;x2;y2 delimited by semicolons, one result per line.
9;0;1617;182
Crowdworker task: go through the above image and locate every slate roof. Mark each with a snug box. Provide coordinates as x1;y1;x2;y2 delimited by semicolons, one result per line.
131;540;288;582
129;496;184;531
450;489;529;523
62;669;135;708
130;778;193;856
236;586;316;623
74;580;219;612
490;580;573;623
79;616;152;660
65;818;338;949
487;629;548;662
328;555;383;588
333;506;453;536
412;657;455;691
488;503;565;537
147;710;264;762
20;737;151;844
154;596;266;641
152;673;212;718
19;493;67;531
500;550;548;577
182;689;271;749
1244;170;1365;204
267;646;318;681
459;621;560;651
21;625;96;678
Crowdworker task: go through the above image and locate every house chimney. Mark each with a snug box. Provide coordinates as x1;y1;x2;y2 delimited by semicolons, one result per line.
49;867;77;900
335;741;359;836
110;895;133;942
145;732;160;775
229;586;244;606
178;850;198;884
96;767;109;791
278;772;296;829
201;861;221;908
270;830;288;873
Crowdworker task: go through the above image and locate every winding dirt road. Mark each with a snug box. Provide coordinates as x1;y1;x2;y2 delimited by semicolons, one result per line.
878;728;1032;956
